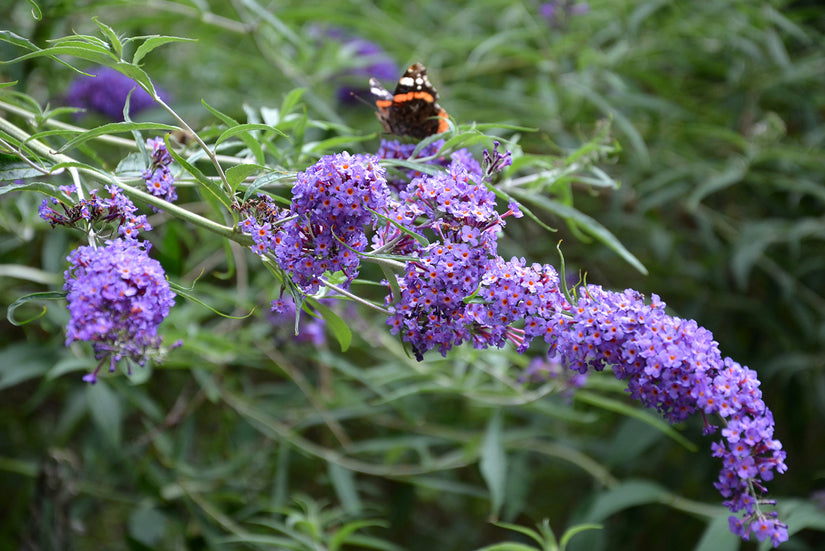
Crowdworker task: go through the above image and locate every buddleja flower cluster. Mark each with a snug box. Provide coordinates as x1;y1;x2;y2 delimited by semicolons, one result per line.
64;238;177;383
40;141;179;383
543;285;789;546
239;140;787;546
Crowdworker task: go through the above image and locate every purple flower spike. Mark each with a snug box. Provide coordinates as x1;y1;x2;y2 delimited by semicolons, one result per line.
542;285;788;546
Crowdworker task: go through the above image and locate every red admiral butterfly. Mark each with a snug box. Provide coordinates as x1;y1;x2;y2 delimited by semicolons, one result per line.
369;62;450;140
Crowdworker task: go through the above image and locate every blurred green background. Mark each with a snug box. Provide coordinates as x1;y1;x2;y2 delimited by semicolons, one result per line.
1;0;824;549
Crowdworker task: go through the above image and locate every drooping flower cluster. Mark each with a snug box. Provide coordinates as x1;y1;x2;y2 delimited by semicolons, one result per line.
63;238;177;384
142;137;177;204
39;184;151;240
541;285;788;547
65;66;169;120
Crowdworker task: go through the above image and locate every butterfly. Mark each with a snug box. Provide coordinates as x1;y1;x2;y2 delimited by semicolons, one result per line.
369;62;450;139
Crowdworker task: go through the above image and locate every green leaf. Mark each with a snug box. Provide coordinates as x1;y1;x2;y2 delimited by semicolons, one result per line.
488;521;545;546
128;508;168;547
201;100;266;164
55;122;177;153
0;342;54;391
379;158;444;177
327;463;360;516
686;158;748;210
480;409;507;518
584;479;668;522
558;523;602;550
46;357;95;381
0;30;39;53
169;283;254;320
0;265;61;286
731;217;825;289
472;544;542;551
0;34;117;67
305;297;351;352
26;0;42;20
329;521;391;551
0;158;53;182
694;513;739;551
200;98;239;126
191;368;221;403
112;61;159;97
131;35;197;65
779;498;825;539
304;133;375;154
280;88;306;117
440;132;492;152
225;164;263;192
215;123;286;147
115;151;146;177
243;171;294;200
92;17;122;59
509;189;647;274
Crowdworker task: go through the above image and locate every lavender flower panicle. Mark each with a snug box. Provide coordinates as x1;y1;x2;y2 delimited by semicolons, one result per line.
64;238;177;383
542;285;788;547
65;66;169;120
381;149;547;359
